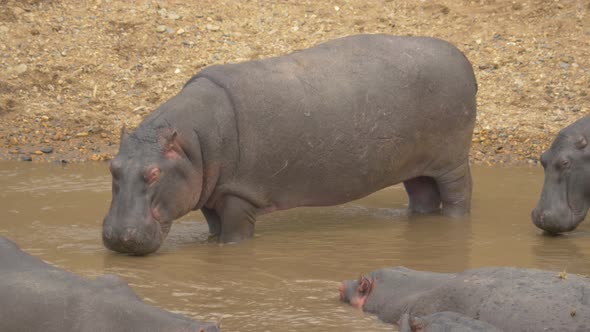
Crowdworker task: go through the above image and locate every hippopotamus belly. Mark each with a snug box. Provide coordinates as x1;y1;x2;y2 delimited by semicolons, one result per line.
196;35;477;210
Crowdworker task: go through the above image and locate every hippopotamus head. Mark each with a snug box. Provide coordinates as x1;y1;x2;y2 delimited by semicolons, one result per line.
339;274;375;309
340;267;421;315
340;267;453;324
532;125;590;234
102;125;203;255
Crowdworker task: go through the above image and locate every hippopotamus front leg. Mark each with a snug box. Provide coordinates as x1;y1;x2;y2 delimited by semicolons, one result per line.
204;195;256;243
202;207;221;239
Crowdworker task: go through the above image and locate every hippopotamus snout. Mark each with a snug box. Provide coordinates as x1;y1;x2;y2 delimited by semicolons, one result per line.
339;280;357;303
531;206;579;234
102;219;164;256
339;276;374;309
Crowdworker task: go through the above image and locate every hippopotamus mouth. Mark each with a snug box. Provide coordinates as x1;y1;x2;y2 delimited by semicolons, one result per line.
533;205;585;235
102;213;171;256
532;169;590;234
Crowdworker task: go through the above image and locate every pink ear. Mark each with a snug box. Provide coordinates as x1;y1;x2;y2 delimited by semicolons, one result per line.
163;131;183;160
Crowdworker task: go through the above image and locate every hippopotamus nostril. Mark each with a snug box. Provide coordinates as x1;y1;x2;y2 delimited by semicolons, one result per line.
122;228;138;243
531;208;545;225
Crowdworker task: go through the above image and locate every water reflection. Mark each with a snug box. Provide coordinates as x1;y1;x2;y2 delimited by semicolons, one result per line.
399;214;472;272
532;232;588;274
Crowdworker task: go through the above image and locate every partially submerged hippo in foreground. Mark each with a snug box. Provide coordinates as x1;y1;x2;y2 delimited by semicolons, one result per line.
398;312;501;332
340;266;590;331
0;236;219;332
532;115;590;234
103;34;477;255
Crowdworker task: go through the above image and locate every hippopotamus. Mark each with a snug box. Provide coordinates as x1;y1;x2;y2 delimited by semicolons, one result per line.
340;266;590;331
102;33;478;255
398;312;501;332
532;115;590;234
0;236;219;332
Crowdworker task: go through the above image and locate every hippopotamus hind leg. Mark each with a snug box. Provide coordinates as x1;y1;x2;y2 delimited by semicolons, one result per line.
434;161;472;217
403;176;442;214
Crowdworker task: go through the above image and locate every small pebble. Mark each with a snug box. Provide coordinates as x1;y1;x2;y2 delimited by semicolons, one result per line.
156;25;167;33
41;147;54;153
206;24;220;31
21;155;32;162
9;64;28;75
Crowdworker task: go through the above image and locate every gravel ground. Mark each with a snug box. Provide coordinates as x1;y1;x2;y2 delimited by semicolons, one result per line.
0;0;588;164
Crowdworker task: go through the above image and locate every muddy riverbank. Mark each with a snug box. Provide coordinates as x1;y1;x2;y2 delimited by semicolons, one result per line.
0;0;588;163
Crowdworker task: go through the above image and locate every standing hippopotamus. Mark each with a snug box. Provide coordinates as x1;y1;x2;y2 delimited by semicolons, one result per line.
340;266;590;331
102;34;477;255
532;115;590;234
0;236;219;332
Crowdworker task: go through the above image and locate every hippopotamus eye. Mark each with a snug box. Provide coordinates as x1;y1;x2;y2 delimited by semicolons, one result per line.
145;167;161;185
559;159;570;170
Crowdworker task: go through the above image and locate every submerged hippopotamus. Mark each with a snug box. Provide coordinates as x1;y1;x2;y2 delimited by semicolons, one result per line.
532;115;590;234
102;34;477;255
0;236;219;332
340;266;590;331
398;312;501;332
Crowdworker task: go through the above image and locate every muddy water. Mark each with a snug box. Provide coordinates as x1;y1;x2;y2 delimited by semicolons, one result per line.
1;162;590;331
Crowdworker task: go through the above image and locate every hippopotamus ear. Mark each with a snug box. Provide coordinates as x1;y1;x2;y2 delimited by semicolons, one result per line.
409;316;425;332
575;136;587;150
398;313;424;332
163;130;185;160
120;126;129;140
358;275;374;295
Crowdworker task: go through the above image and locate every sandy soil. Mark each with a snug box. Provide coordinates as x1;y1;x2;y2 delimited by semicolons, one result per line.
0;0;588;164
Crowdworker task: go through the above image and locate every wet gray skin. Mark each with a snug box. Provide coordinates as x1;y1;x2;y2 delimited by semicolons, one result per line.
0;236;220;332
103;34;477;255
398;312;502;332
531;115;590;234
340;266;590;331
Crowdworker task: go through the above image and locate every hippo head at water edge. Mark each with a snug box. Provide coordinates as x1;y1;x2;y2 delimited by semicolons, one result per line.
532;125;590;234
339;274;375;309
102;126;203;255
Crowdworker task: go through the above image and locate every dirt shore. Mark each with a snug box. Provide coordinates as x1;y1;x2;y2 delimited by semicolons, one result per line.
0;0;588;164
